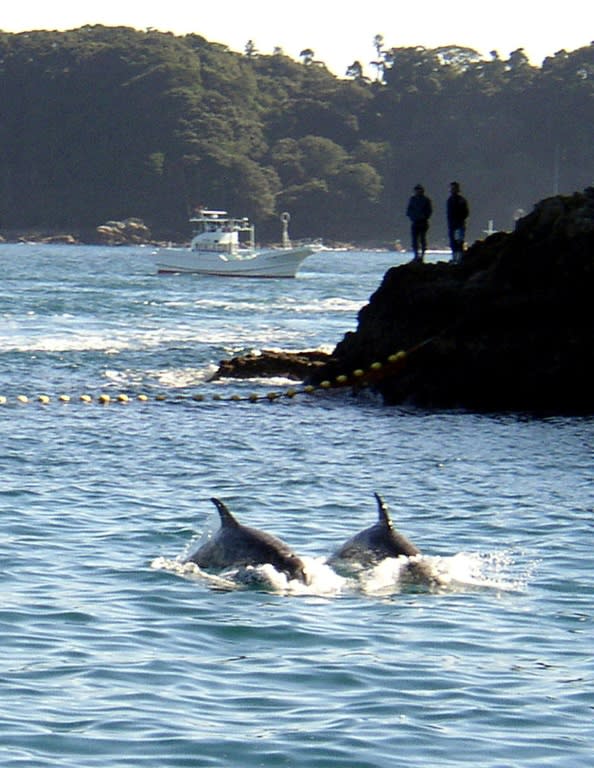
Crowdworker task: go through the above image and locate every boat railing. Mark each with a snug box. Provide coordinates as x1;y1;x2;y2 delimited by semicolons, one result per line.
189;212;255;248
192;241;237;254
189;217;252;232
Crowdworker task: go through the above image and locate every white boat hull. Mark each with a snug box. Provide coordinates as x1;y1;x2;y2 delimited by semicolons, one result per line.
153;246;315;278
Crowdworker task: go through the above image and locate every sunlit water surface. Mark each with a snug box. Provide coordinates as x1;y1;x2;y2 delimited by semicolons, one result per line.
0;244;592;767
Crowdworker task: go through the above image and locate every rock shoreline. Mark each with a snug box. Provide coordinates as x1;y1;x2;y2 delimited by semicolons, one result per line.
216;189;594;414
5;189;592;413
0;217;166;247
317;188;594;412
211;350;331;382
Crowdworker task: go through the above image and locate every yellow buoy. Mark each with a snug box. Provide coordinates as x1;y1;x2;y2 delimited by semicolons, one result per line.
249;393;259;402
137;394;149;402
80;394;92;403
266;391;279;401
353;369;365;378
17;395;29;404
155;394;167;401
38;395;51;405
370;362;382;371
320;380;332;389
117;393;129;403
388;351;407;363
98;394;111;405
336;374;348;385
59;394;71;403
285;388;297;398
191;394;204;402
0;396;7;405
303;385;316;394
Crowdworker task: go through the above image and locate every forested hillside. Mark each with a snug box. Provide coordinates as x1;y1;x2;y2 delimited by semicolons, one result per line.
0;26;592;244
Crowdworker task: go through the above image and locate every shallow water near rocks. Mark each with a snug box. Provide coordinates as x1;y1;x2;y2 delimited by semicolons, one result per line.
0;244;592;767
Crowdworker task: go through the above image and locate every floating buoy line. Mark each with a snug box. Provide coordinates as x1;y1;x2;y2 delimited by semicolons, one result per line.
0;348;417;409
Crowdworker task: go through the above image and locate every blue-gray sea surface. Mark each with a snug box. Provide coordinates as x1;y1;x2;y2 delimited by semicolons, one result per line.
0;244;592;767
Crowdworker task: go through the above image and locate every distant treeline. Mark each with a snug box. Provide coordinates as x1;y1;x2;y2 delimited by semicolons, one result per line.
0;26;592;243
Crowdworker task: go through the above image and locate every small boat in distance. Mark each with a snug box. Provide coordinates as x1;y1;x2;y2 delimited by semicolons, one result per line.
152;209;317;278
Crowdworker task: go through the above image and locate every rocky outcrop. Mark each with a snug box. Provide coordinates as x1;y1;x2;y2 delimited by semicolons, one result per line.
311;188;594;413
0;231;81;244
96;218;152;245
0;218;154;245
36;234;80;244
211;349;331;381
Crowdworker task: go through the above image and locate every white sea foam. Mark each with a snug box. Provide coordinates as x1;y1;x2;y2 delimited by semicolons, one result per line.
151;555;347;595
104;365;219;388
187;296;362;314
437;551;532;592
289;297;362;314
0;325;306;354
151;550;527;597
359;551;530;594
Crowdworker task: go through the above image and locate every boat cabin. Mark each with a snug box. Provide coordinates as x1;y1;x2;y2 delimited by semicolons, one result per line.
189;209;255;254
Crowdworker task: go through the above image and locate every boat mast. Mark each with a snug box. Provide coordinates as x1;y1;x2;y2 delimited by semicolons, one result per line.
280;212;291;248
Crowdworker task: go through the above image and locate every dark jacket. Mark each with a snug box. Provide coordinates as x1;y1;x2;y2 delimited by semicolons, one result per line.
407;194;433;223
447;194;469;229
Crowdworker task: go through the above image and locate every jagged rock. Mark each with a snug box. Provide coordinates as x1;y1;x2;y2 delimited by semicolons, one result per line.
4;231;79;244
211;349;331;381
310;188;594;413
96;217;152;245
39;234;79;244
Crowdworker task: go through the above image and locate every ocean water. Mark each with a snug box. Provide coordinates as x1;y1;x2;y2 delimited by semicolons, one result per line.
0;243;592;767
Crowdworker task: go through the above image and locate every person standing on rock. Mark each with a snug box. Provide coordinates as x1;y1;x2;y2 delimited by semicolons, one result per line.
447;181;469;263
406;184;433;262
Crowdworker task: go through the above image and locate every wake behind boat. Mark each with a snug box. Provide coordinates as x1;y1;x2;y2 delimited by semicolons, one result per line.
153;209;317;278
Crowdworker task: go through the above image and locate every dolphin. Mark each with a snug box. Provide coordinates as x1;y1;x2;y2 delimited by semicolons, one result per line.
329;492;421;567
184;497;309;584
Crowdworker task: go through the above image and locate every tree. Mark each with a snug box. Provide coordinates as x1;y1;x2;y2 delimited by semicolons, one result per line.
373;34;384;58
371;34;386;81
296;135;348;179
346;61;365;81
0;28;592;244
299;48;315;66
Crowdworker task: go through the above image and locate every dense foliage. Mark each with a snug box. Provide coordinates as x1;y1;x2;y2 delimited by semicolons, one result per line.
0;26;592;244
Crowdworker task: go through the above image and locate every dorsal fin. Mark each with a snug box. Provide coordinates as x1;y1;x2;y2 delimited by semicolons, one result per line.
374;492;393;529
210;497;240;528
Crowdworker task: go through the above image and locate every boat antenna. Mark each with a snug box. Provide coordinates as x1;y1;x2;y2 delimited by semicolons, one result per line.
281;212;291;248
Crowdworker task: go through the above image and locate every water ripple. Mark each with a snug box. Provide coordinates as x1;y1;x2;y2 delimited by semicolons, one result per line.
0;245;593;767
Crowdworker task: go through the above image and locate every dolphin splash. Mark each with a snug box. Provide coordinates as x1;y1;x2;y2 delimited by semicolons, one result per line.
183;497;310;584
329;492;421;566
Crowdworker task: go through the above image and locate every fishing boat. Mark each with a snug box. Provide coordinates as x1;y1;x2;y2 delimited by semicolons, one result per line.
152;209;317;278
